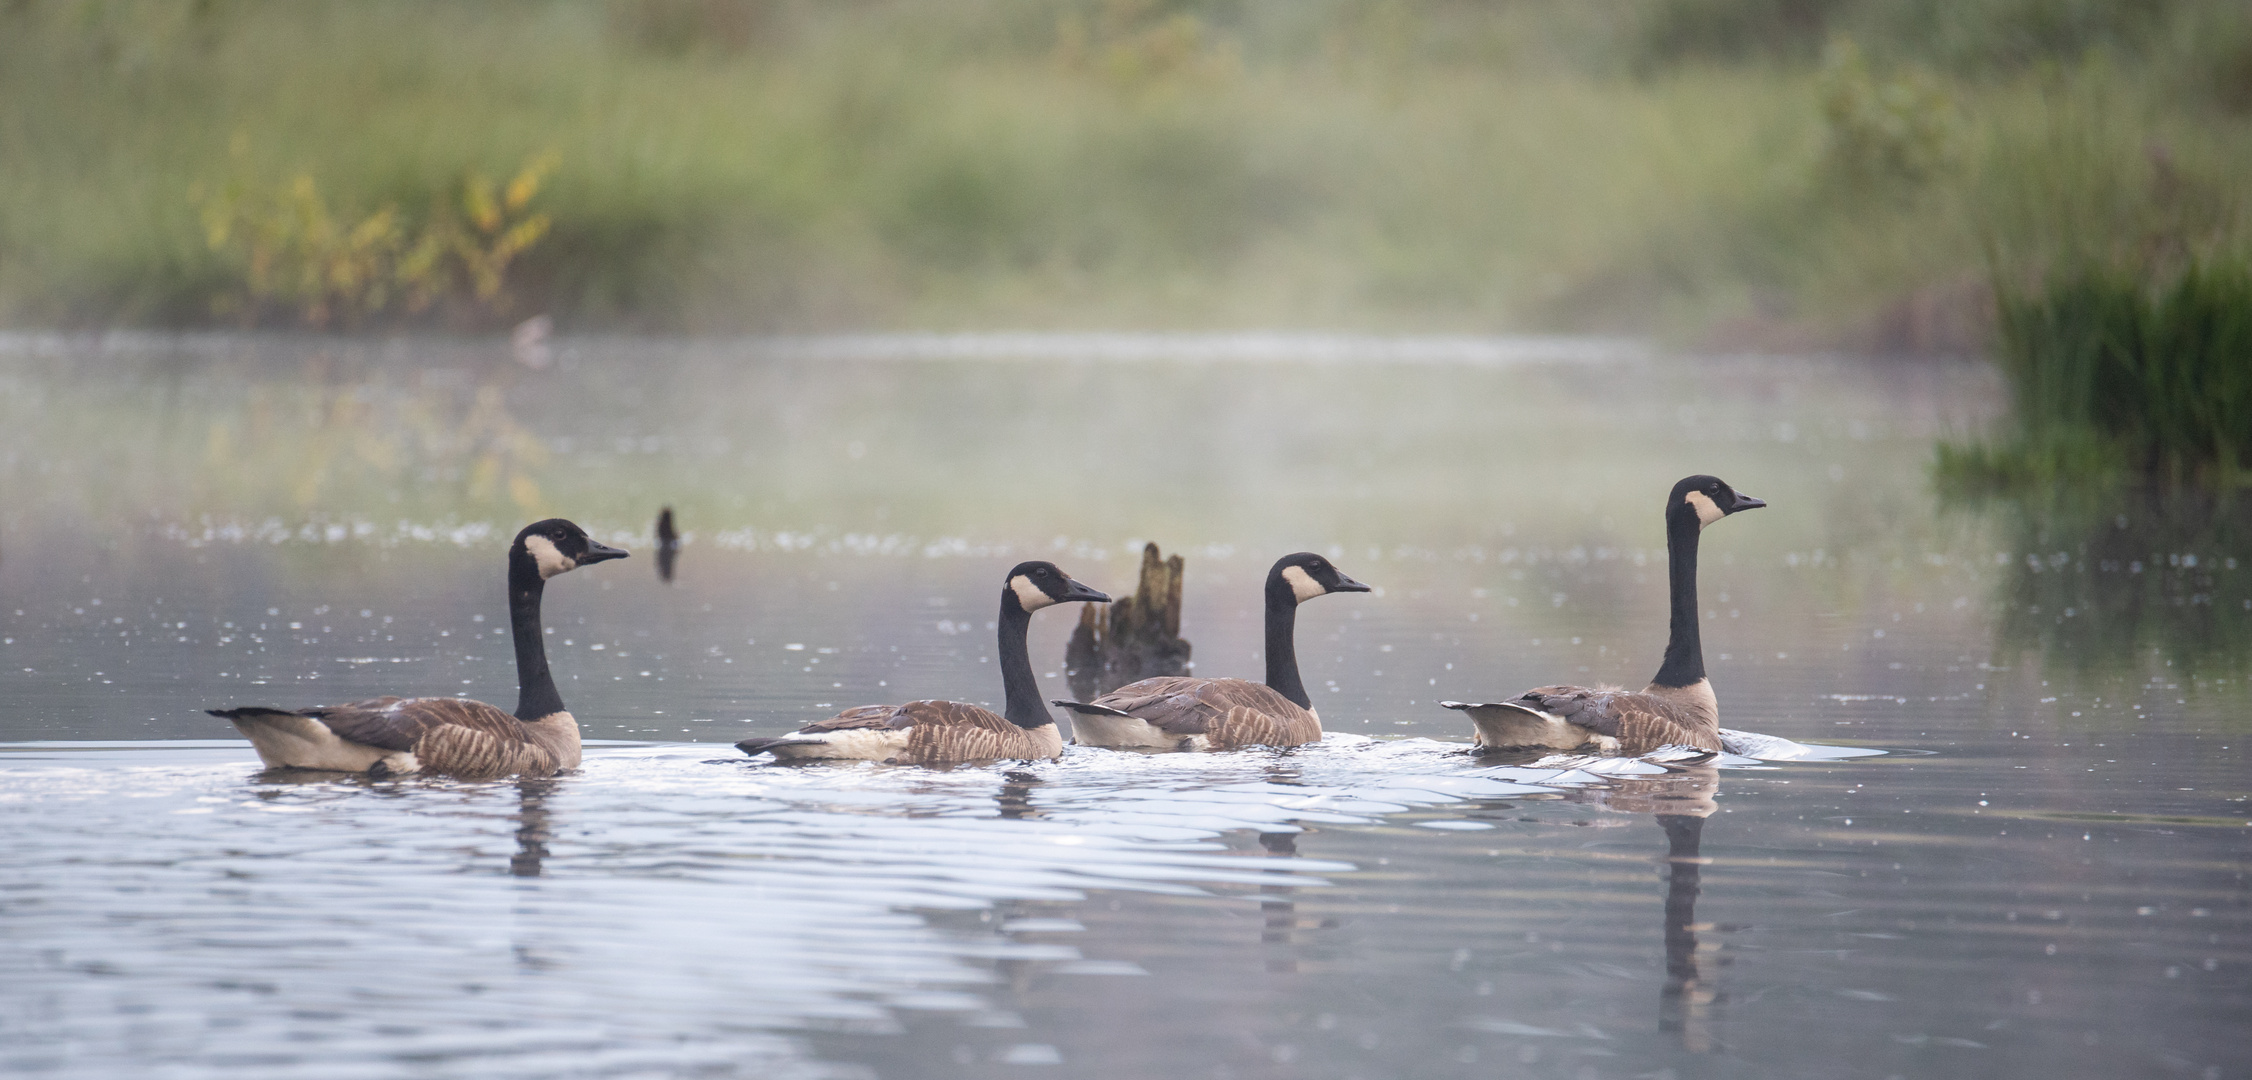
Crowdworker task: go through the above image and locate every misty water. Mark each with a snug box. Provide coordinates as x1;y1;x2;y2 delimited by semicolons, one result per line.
1;334;2247;1080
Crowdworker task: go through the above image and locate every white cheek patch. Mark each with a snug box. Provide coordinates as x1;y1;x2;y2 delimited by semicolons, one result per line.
1684;490;1723;527
1009;575;1055;611
524;534;577;580
1280;565;1325;602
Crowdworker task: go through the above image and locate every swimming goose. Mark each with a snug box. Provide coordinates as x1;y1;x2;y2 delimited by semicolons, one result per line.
735;561;1110;764
1441;475;1764;754
1053;552;1369;750
209;519;628;779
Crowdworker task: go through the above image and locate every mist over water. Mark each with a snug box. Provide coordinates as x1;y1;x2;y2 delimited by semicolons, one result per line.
2;335;2247;1080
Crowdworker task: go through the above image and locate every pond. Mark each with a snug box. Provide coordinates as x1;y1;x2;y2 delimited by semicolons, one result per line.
1;333;2246;1080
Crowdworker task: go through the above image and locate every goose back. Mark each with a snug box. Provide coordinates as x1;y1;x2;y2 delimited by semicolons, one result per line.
1446;681;1721;755
213;697;581;779
1072;676;1319;749
741;700;1064;764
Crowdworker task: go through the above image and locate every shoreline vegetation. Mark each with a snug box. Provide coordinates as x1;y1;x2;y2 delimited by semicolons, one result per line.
1937;255;2252;492
2;0;2247;346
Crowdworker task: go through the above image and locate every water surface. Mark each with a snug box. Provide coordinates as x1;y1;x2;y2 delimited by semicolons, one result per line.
1;334;2246;1079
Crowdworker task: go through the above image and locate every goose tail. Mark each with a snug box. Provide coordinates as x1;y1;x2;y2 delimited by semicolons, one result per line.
1049;699;1135;719
735;735;828;757
1438;699;1545;717
212;706;396;772
208;706;305;721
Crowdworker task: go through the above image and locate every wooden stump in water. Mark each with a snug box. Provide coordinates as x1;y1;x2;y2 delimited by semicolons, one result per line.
655;506;680;583
1066;543;1192;699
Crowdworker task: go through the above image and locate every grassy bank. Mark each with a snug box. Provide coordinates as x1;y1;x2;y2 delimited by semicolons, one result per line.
1936;253;2252;490
2;1;2250;335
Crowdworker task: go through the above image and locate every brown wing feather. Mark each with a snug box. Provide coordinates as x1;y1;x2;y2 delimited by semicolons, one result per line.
894;700;1042;764
306;697;570;779
1514;684;1720;754
1506;684;1720;754
797;703;908;733
410;718;529;780
1088;676;1218;732
1091;677;1317;745
309;697;517;753
1610;703;1721;754
1205;704;1319;749
1516;685;1628;735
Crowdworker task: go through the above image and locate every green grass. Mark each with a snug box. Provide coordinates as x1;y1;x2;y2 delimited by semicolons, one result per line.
1937;253;2252;489
2;0;2250;334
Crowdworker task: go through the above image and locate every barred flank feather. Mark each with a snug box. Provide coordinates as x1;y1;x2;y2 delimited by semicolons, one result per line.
212;697;581;778
1061;675;1320;749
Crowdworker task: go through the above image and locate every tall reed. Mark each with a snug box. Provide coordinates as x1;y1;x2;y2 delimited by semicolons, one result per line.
1961;255;2252;486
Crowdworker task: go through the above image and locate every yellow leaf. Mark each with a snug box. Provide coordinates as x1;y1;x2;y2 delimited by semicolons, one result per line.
504;152;558;212
496;214;551;258
462;174;501;233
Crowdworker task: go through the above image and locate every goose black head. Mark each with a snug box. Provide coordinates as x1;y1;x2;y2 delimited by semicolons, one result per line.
1668;475;1766;530
1270;552;1372;604
1004;561;1111;612
513;519;630;580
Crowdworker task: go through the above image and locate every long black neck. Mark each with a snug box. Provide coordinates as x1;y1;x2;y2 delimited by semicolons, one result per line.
508;554;565;720
997;591;1052;729
1651;508;1705;689
1262;575;1310;709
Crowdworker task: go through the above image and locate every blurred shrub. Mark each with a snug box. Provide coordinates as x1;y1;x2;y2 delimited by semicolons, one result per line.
1639;0;1842;66
607;0;776;56
2170;2;2252;114
1639;0;2183;72
1054;0;1241;89
194;151;557;328
1815;38;1957;191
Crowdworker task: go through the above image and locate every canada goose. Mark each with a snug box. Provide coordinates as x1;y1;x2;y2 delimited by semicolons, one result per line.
1053;552;1368;750
1441;475;1764;754
735;561;1109;764
655;506;680;583
209;519;628;779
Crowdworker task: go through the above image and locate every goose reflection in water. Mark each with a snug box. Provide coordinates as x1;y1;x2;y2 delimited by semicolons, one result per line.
1257;830;1305;974
1561;761;1721;1051
995;770;1043;820
510;777;558;877
1252;758;1316;973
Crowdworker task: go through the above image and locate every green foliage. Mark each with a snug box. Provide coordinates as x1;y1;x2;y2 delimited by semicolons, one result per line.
1815;38;1957;191
1638;0;2186;73
0;0;2248;334
1640;0;1842;67
1940;254;2252;487
608;0;777;57
192;150;556;328
1053;0;1242;89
